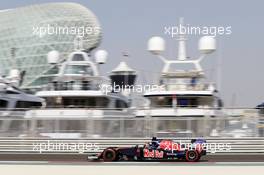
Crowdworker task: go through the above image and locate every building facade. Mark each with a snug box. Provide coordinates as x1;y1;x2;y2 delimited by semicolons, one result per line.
0;2;101;90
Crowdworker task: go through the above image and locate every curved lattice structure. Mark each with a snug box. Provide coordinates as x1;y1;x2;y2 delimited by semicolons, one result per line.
0;2;101;89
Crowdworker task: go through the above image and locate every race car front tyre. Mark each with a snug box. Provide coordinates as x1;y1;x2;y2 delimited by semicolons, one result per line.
185;150;199;162
103;148;117;161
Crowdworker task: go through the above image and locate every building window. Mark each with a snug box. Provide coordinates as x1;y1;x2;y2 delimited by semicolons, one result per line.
0;100;8;109
115;100;128;110
72;54;85;61
15;101;42;109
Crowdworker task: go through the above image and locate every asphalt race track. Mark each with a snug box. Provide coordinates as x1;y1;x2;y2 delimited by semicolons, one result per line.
1;161;264;175
0;154;263;163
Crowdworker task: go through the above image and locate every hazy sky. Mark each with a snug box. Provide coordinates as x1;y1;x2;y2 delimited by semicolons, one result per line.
1;0;264;107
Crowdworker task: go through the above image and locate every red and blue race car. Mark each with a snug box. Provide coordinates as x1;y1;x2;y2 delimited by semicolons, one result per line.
93;137;206;162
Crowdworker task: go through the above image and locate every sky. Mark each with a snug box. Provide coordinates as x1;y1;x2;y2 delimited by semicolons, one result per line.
0;0;264;107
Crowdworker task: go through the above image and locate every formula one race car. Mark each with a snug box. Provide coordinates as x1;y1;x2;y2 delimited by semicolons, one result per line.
91;137;206;162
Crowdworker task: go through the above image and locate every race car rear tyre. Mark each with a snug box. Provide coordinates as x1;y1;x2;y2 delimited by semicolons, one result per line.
185;150;199;162
191;139;196;144
103;148;117;161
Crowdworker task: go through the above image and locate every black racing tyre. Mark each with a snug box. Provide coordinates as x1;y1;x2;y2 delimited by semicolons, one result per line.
103;148;117;161
191;139;196;144
185;150;199;162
